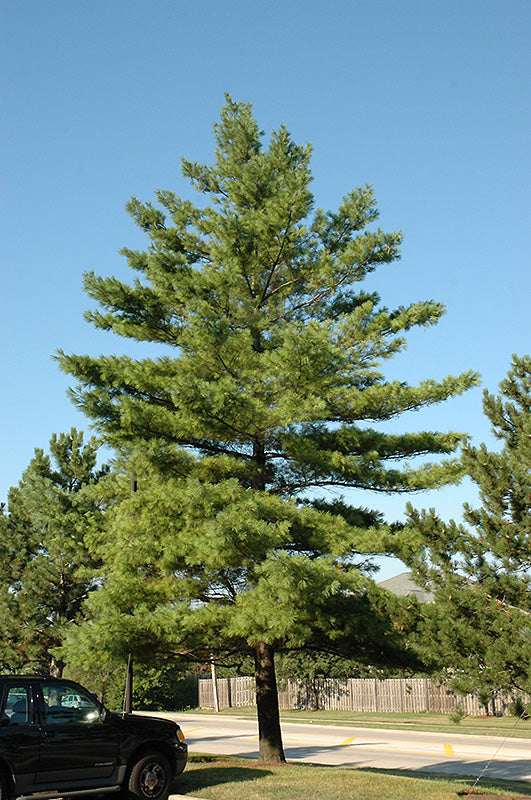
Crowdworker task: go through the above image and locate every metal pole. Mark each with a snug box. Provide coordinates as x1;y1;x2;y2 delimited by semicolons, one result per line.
211;658;220;712
123;475;137;715
124;654;133;714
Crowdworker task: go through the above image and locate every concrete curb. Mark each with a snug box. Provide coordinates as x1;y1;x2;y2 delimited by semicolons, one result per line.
170;795;204;799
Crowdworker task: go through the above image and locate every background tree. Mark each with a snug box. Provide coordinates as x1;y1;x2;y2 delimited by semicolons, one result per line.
58;97;477;760
406;355;531;703
0;429;106;676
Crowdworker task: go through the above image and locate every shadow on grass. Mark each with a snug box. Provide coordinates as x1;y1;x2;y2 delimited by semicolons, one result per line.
173;754;273;795
356;765;531;798
175;755;531;799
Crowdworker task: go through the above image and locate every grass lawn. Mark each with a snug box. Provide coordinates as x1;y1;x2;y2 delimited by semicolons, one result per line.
173;754;531;800
184;707;531;740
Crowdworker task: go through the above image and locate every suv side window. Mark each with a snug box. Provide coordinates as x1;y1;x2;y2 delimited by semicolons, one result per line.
41;682;101;725
1;685;31;726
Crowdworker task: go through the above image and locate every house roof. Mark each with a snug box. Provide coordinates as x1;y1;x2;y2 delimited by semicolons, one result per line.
378;571;434;602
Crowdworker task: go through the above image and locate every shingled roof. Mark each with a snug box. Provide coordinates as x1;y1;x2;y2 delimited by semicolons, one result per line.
378;571;434;603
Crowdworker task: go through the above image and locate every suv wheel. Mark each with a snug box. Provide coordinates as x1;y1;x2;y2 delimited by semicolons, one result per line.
127;751;172;800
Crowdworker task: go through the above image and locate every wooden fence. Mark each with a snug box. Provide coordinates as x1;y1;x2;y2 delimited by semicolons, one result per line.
199;676;531;716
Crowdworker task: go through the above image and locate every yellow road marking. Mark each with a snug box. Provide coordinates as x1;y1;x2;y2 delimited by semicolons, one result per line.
188;728;459;760
183;728;202;733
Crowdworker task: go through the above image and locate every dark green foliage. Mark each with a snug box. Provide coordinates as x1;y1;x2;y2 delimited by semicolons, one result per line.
508;697;531;719
132;667;199;712
406;355;531;697
57;97;477;758
0;429;106;676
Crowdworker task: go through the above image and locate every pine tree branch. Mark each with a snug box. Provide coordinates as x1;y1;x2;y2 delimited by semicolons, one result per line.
258;208;294;307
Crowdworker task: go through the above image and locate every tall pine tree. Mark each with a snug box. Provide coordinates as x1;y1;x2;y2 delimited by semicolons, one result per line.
406;355;531;701
0;429;106;676
58;97;477;760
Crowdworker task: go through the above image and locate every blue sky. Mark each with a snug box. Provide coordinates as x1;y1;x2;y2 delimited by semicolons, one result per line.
1;1;529;576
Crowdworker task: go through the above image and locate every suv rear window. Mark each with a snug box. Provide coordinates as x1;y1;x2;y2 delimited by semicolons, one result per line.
1;685;31;726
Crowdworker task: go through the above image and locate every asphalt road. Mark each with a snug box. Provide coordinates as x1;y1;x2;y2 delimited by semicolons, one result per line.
151;712;531;783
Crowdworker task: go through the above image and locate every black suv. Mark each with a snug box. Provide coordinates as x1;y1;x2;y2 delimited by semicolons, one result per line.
0;675;187;800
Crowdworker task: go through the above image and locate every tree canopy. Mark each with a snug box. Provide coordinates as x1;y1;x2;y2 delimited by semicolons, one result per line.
58;96;478;760
406;354;531;701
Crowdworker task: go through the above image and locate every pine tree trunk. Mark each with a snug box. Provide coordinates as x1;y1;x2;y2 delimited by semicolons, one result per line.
254;641;286;763
49;653;64;678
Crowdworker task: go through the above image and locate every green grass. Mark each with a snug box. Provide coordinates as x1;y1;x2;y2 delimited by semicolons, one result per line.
172;754;531;800
184;707;531;740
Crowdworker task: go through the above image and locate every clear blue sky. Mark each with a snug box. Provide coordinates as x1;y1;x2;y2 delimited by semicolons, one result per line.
1;1;529;576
